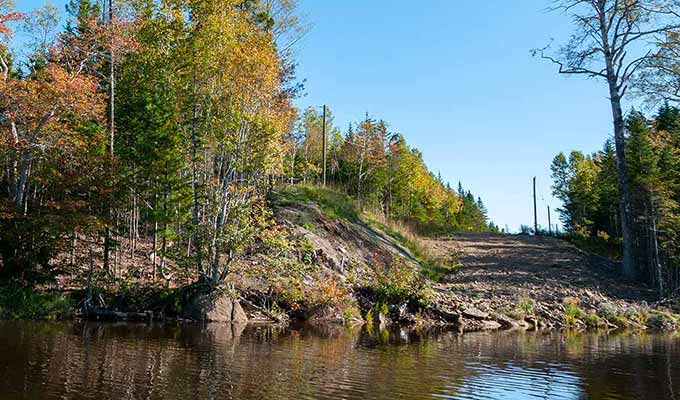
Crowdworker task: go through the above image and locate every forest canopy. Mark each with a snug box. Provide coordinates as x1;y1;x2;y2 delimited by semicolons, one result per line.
551;104;680;296
0;0;491;289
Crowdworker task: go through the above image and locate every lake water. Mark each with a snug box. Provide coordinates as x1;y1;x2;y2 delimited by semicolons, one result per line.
0;321;678;399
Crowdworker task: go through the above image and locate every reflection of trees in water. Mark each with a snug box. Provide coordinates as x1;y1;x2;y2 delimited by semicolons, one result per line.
0;322;678;400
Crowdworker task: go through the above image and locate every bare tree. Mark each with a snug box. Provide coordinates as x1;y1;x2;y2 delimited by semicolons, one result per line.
535;0;680;280
639;29;680;103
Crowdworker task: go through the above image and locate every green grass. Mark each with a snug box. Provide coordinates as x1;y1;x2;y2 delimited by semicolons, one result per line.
366;216;459;282
0;286;74;320
563;297;586;328
273;185;360;222
273;184;460;282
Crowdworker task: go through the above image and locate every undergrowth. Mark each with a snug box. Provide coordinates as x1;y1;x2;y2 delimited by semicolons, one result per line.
0;286;74;320
369;258;432;307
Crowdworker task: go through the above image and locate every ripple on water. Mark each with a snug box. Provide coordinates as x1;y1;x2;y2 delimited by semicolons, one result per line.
0;322;678;400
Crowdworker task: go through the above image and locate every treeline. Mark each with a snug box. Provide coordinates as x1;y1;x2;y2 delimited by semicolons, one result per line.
540;0;680;297
551;105;680;295
0;0;490;290
0;0;300;287
283;108;493;234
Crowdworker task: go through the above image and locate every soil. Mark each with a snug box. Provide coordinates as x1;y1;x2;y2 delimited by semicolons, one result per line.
425;233;661;330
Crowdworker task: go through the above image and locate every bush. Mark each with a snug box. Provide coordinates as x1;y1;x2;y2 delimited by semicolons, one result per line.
0;286;74;320
598;302;629;329
647;310;679;331
584;311;602;329
306;277;355;311
563;297;586;327
516;295;536;318
624;306;649;327
370;258;431;307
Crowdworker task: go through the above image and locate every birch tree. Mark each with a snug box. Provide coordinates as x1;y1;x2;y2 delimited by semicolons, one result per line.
536;0;680;279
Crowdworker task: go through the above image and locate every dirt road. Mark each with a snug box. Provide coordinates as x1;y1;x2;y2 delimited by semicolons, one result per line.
425;233;656;329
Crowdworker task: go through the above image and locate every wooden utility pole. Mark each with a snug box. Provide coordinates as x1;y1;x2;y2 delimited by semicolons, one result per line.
547;205;552;236
533;177;538;235
322;105;327;186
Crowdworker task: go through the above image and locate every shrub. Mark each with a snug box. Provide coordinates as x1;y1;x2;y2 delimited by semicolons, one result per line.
516;295;536;318
598;302;629;329
584;311;602;329
306;277;353;310
647;310;679;331
371;258;431;307
563;297;586;327
624;306;649;327
0;286;74;320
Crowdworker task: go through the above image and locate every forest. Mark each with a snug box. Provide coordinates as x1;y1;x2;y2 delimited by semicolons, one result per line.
551;105;680;297
0;0;490;303
541;0;680;299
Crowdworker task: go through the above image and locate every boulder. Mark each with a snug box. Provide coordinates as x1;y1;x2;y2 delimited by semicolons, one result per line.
231;300;248;323
492;313;529;330
462;306;489;320
480;320;503;330
184;292;249;323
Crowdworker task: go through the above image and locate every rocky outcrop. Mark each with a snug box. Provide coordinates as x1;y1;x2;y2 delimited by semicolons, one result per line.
274;202;420;274
184;292;249;323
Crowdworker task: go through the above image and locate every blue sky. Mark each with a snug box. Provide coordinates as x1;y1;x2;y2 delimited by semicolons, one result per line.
293;0;620;231
14;0;629;231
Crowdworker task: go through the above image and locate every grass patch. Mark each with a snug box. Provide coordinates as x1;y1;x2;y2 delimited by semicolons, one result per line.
563;297;586;328
273;185;360;222
0;286;74;320
366;213;460;282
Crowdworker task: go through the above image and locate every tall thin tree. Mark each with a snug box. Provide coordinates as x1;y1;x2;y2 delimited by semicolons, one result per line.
535;0;680;279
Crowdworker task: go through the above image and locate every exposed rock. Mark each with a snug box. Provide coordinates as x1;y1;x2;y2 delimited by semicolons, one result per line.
462;306;489;320
525;316;540;330
462;319;502;331
184;292;249;323
375;312;389;327
231;300;248;323
493;313;521;329
274;202;420;274
428;305;460;324
481;320;503;330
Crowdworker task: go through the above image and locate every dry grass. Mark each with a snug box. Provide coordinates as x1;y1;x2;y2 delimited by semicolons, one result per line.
364;211;460;281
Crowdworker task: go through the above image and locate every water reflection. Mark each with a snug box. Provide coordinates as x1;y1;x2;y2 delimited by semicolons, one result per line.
0;321;677;400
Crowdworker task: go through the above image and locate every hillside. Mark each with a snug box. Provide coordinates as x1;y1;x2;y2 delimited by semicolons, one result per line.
259;186;680;331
